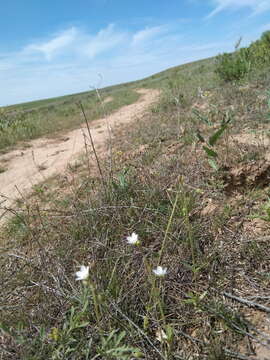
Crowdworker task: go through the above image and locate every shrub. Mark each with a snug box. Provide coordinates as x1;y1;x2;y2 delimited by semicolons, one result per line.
261;30;270;46
216;30;270;82
249;34;270;67
215;49;250;82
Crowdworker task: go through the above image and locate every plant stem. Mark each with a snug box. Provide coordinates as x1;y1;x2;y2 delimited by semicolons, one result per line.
158;189;180;265
78;101;106;192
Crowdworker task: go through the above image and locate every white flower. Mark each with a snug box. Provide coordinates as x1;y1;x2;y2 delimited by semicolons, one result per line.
126;232;139;245
153;266;167;277
75;265;89;281
156;328;168;342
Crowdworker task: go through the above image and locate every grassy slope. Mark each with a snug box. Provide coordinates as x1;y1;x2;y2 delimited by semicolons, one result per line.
0;84;140;152
4;57;213;111
0;57;213;152
1;56;270;359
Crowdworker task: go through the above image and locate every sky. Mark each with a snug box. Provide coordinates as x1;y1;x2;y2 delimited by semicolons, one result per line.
1;0;270;105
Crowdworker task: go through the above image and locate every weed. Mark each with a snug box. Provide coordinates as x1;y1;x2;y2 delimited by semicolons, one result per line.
194;107;233;170
96;330;142;359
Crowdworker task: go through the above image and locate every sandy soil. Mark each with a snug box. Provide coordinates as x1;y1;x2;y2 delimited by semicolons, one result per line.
233;129;270;161
0;88;159;222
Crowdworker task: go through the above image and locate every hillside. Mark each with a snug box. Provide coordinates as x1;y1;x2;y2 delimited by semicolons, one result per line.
0;89;158;223
1;34;270;359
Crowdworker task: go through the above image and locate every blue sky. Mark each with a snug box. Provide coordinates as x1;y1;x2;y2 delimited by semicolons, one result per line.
1;0;270;105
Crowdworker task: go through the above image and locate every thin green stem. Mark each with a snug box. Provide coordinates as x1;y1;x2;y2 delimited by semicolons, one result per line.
158;190;180;265
89;282;102;331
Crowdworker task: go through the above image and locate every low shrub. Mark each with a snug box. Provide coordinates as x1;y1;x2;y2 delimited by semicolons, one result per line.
215;49;250;82
216;30;270;82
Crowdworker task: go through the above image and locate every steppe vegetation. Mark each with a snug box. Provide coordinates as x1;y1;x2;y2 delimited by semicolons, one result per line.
0;85;139;152
1;31;270;359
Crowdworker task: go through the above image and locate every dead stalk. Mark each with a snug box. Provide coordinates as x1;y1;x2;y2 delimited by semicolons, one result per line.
95;87;113;181
78;101;106;192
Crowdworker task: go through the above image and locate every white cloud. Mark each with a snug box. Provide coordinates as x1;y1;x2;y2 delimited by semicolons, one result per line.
132;26;167;45
1;24;182;105
81;24;127;58
207;0;270;18
0;21;257;106
26;27;78;60
22;24;126;62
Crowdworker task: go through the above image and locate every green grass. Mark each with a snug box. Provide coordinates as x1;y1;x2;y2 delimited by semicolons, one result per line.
1;45;270;359
0;86;140;151
0;56;216;153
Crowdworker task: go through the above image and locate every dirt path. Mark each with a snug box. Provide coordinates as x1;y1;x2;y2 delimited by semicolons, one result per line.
0;88;159;222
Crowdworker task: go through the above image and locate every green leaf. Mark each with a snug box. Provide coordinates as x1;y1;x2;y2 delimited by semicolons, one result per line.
224;111;233;125
192;108;212;126
165;325;174;343
203;146;218;158
76;321;90;328
208;158;219;171
208;125;227;146
196;131;205;143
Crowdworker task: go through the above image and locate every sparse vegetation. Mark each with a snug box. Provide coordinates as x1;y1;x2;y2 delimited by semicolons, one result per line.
0;87;139;151
1;31;270;359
